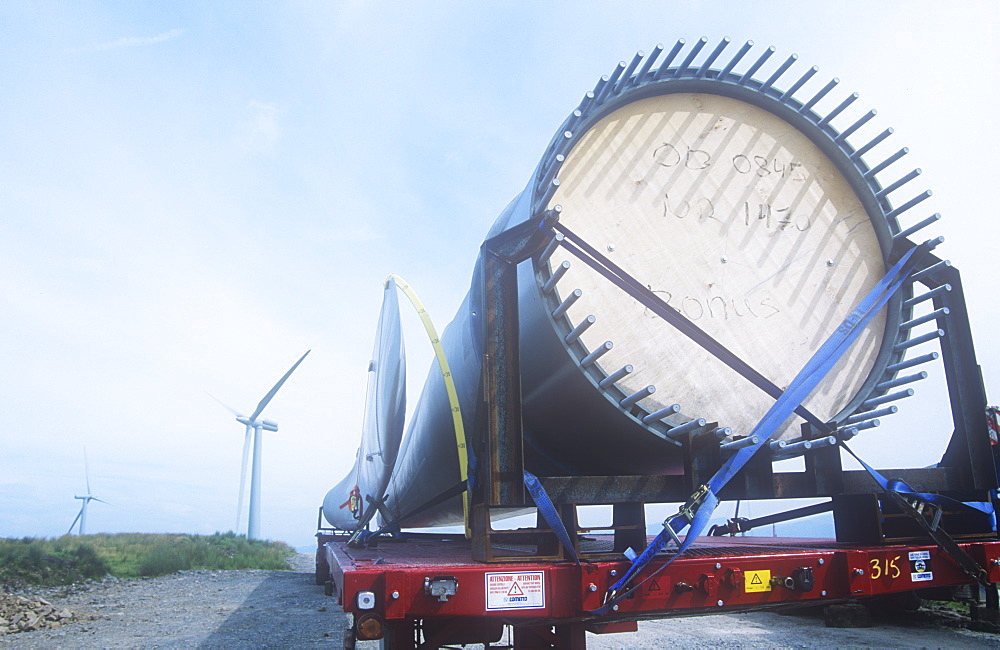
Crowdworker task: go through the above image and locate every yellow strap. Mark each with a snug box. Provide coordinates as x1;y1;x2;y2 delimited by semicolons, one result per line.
387;274;471;537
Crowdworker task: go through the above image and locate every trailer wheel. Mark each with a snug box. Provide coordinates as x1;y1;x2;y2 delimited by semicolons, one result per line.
316;548;331;586
378;619;418;649
867;591;922;613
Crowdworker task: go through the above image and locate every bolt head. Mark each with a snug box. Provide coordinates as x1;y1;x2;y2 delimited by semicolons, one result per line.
818;558;825;565
391;591;400;599
715;563;722;570
610;570;617;577
853;568;865;576
821;590;827;597
607;243;616;252
612;604;619;611
588;583;597;592
717;600;724;607
721;256;728;263
826;259;834;267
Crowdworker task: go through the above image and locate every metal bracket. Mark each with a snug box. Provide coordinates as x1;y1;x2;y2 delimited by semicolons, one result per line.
346;493;390;547
424;576;459;602
677;484;710;523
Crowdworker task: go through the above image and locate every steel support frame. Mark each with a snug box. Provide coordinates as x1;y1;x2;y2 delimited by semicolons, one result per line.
927;255;995;487
474;212;562;562
474;218;995;559
829;247;995;543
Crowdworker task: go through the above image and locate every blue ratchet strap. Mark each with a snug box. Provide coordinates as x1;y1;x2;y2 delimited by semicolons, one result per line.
594;243;931;614
524;471;580;564
840;443;993;585
466;444;478;495
840;443;993;519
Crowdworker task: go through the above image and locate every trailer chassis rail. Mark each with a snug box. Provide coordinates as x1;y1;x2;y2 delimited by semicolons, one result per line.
323;533;1000;648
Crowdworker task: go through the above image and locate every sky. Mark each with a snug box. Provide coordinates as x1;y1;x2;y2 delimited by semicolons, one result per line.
1;1;998;550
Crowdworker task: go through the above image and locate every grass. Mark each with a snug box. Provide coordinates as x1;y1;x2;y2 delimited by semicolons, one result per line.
924;599;971;614
0;537;109;587
0;532;295;588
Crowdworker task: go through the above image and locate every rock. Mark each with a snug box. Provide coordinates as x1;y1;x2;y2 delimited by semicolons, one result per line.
0;592;78;636
18;612;39;631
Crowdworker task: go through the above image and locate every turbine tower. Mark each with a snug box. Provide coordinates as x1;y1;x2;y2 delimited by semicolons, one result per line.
224;350;310;540
68;449;108;536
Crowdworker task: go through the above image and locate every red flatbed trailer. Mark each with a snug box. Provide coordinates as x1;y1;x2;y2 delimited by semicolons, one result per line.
320;531;1000;648
312;65;1000;644
313;210;999;646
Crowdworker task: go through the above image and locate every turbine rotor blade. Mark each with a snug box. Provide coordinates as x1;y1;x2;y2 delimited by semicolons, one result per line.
83;447;91;495
91;497;112;506
236;424;252;531
68;507;83;535
206;391;244;418
248;350;310;422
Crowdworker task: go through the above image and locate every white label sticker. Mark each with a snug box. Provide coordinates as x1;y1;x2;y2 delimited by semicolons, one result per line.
910;554;933;582
485;571;545;610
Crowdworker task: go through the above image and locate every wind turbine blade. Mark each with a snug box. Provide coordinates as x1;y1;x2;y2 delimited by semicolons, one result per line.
68;507;83;535
206;391;243;418
83;447;91;495
248;350;310;422
236;425;252;531
91;497;112;506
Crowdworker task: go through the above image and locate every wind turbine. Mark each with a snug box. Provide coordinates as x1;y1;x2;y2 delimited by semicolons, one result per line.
220;350;310;540
68;449;108;536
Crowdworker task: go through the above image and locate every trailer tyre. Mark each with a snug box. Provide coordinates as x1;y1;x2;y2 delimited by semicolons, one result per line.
315;549;331;586
867;591;922;613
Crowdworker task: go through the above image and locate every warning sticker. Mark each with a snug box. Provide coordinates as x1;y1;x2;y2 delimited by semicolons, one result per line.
909;551;933;581
485;571;545;610
745;570;771;593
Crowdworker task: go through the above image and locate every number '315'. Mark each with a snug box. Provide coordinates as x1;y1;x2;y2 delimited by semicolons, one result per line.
870;556;901;580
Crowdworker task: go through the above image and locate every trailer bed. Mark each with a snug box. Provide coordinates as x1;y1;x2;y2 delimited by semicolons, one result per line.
324;532;1000;623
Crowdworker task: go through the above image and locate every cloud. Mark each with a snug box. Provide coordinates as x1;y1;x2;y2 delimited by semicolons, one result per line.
69;28;184;54
235;100;284;153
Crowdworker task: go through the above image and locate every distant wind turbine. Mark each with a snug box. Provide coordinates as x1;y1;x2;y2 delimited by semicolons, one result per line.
68;449;109;536
216;350;310;540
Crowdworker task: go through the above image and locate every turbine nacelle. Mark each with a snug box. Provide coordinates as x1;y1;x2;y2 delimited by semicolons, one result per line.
235;416;279;431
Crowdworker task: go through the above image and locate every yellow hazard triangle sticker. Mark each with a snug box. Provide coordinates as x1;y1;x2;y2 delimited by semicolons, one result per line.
745;569;771;592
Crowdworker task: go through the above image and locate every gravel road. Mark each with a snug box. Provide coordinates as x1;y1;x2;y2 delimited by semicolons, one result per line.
1;554;998;648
